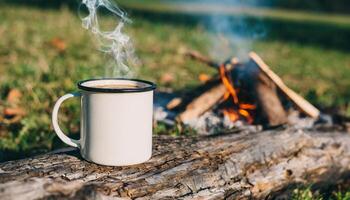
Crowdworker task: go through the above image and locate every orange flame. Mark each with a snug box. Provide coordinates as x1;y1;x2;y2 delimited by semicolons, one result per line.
238;109;253;124
223;91;230;101
219;63;256;124
223;109;239;122
219;64;238;104
239;104;256;110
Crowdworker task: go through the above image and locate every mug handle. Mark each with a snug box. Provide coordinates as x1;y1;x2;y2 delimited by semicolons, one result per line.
52;92;81;148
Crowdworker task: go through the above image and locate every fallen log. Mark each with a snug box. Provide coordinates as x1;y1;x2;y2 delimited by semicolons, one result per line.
1;130;350;199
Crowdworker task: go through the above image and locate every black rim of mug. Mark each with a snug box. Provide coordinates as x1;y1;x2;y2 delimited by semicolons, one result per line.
77;78;157;93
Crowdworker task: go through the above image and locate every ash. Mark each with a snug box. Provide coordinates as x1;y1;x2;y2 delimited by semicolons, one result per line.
153;92;261;135
287;110;316;129
183;111;262;135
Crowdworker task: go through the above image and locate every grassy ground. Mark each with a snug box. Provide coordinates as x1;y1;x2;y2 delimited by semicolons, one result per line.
292;186;350;200
0;2;349;198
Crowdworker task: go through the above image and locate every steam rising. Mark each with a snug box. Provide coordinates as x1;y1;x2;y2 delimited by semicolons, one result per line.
80;0;137;77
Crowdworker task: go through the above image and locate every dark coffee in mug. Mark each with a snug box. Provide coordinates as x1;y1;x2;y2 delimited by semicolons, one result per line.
94;84;141;89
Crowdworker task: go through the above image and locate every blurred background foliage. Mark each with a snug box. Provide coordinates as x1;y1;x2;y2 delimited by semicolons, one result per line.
2;0;350;13
263;0;350;13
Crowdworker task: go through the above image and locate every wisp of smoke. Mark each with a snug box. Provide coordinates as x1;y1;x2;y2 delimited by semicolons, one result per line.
209;13;265;62
80;0;137;77
194;0;266;62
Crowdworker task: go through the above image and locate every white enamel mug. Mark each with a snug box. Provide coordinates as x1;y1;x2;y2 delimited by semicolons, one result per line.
52;78;156;166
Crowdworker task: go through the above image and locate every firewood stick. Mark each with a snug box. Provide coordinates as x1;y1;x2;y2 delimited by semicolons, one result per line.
249;52;320;118
179;84;226;123
182;49;219;68
255;70;288;126
183;49;238;71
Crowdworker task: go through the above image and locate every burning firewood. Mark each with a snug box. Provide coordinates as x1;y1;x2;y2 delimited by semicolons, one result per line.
249;52;320;119
179;49;319;127
178;84;226;123
249;60;288;126
181;49;286;126
178;50;251;123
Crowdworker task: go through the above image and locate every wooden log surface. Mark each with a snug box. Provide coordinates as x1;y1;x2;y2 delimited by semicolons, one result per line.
1;129;350;200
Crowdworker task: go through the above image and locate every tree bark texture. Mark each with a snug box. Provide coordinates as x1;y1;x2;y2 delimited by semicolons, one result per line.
1;129;350;200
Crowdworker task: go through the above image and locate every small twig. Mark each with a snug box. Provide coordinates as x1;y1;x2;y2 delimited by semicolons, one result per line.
182;49;238;72
181;49;220;68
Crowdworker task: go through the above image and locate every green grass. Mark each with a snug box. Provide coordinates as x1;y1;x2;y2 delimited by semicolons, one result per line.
292;186;350;200
0;3;349;161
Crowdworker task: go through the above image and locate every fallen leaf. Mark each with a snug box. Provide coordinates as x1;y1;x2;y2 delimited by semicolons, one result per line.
160;73;174;84
198;73;211;83
7;89;22;104
4;107;26;118
3;106;25;123
50;37;67;52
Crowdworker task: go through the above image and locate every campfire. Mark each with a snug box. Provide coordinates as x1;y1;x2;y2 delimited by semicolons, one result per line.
154;50;325;134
